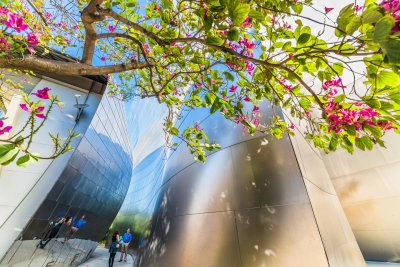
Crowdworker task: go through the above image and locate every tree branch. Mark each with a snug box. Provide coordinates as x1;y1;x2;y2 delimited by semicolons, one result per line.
0;55;152;76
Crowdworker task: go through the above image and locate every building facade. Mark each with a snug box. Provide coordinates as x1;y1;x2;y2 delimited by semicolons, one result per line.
0;68;132;266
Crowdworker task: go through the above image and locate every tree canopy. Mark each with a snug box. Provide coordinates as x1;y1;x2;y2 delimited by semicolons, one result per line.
1;0;400;163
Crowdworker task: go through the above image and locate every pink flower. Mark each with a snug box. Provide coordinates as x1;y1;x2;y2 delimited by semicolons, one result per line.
0;36;10;50
153;4;160;11
108;25;115;32
32;87;51;99
252;106;259;114
242;16;252;28
289;123;295;130
354;5;364;12
19;103;30;112
155;24;160;29
253;118;259;126
4;13;28;32
19;104;46;119
45;12;52;19
100;56;106;61
244;95;250;102
27;33;39;45
0;7;9;14
246;61;254;75
229;85;238;92
72;24;78;30
194;83;202;89
324;7;334;14
194;122;201;131
288;53;294;58
0;120;12;135
185;33;191;38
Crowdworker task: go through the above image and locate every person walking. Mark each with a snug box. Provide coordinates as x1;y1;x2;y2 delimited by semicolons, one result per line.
64;215;87;241
118;228;132;262
109;236;118;267
38;216;72;249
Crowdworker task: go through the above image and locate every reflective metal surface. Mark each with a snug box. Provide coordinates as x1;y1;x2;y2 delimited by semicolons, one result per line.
1;94;132;266
136;103;365;267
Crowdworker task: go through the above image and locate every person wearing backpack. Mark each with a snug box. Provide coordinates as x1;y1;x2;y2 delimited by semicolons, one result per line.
109;236;118;267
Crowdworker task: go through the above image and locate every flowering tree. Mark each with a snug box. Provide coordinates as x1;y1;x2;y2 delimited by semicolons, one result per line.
1;0;400;162
0;85;79;167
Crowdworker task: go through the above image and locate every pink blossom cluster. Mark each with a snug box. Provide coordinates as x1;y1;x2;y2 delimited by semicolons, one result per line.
278;77;293;92
323;78;393;133
0;120;12;135
226;38;256;75
20;104;46;119
0;7;40;51
381;0;400;31
19;88;52;119
271;15;292;29
322;78;345;97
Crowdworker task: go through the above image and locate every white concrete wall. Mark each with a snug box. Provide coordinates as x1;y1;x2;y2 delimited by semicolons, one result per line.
322;132;400;262
287;114;366;267
0;78;101;260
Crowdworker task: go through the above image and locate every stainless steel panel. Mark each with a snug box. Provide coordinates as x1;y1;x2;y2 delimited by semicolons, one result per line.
246;136;309;207
143;211;242;267
235;204;329;267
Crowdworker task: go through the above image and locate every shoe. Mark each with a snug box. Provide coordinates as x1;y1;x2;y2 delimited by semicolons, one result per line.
124;260;127;262
118;260;122;262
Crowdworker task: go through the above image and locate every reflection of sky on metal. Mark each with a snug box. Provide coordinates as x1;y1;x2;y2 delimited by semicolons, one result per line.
125;98;168;166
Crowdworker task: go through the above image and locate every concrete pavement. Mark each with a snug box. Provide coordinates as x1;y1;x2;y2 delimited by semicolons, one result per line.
77;246;135;267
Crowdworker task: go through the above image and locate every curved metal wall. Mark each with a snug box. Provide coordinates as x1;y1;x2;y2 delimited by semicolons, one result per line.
140;101;365;267
1;94;132;267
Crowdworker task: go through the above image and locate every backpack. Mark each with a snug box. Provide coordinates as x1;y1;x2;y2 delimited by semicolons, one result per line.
109;242;118;253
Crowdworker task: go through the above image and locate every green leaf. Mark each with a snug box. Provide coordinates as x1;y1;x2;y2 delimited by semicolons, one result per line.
381;39;400;64
230;3;250;26
248;10;264;21
0;143;15;157
169;127;179;135
361;136;374;150
313;136;325;148
373;15;395;43
227;27;240;41
0;147;19;164
379;71;400;87
223;71;235;81
364;98;381;109
329;137;338;151
355;137;365;151
299;98;311;110
205;93;216;105
16;154;37;167
210;98;221;114
292;3;303;14
346;16;362;35
364;124;382;138
362;10;383;24
334;94;346;103
297;33;311;45
205;36;223;46
332;62;344;76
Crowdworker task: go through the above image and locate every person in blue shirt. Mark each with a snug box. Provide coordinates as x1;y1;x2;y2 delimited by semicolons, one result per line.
118;228;132;262
64;215;87;241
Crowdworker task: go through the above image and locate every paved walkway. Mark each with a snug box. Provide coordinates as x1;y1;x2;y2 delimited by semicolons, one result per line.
78;246;400;267
77;246;135;267
367;262;400;266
